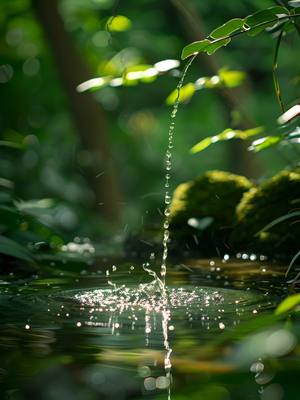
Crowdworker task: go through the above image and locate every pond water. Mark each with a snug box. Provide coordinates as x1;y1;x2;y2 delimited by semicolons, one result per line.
1;256;299;400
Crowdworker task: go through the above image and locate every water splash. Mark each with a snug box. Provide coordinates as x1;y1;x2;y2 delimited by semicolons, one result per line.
161;55;196;285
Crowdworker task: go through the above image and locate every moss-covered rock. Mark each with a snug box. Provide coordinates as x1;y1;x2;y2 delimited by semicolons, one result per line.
169;170;253;255
232;169;300;257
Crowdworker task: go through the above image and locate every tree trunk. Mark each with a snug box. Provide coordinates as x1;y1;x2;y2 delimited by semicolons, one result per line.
32;0;121;223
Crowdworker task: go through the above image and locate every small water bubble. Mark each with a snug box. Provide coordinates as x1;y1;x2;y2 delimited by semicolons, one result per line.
76;322;82;327
25;324;30;330
112;265;117;272
219;322;225;330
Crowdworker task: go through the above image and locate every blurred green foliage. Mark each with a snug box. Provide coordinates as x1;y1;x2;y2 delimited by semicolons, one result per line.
1;0;300;241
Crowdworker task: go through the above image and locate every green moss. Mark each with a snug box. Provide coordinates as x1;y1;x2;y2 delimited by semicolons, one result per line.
170;170;253;227
232;169;300;256
169;170;253;254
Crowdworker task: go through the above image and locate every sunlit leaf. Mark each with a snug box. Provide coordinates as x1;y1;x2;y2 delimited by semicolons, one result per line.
218;69;247;88
288;0;300;7
206;38;231;55
181;39;211;60
76;76;111;92
154;59;180;72
124;65;158;84
107;15;132;32
210;18;245;39
275;294;300;315
249;135;283;151
166;83;195;105
0;235;33;262
277;104;300;124
190;126;264;154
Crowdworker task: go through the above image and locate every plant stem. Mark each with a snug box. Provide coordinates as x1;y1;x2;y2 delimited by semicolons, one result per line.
273;28;285;113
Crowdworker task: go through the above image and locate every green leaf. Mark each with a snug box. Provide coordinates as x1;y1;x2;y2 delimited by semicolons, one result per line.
285;249;300;278
190;126;264;154
246;7;288;26
288;0;300;8
181;39;211;60
206;38;231;55
210;18;245;39
0;140;23;149
0;235;34;262
249;135;283;151
256;211;300;235
275;294;300;315
245;7;289;36
166;83;195;105
218;69;247;88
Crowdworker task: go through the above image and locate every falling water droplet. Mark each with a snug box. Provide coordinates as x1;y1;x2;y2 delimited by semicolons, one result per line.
164;208;171;217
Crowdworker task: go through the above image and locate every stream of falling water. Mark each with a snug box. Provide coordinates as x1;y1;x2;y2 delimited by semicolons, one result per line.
161;54;196;286
160;55;196;400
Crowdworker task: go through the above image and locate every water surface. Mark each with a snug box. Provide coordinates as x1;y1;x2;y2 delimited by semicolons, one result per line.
1;257;299;400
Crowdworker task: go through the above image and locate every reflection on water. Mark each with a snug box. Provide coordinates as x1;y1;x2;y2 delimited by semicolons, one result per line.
0;257;298;399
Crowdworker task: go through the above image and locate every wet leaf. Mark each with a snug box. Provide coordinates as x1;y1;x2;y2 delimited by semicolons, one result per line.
210;18;245;39
275;294;300;315
166;83;195;105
